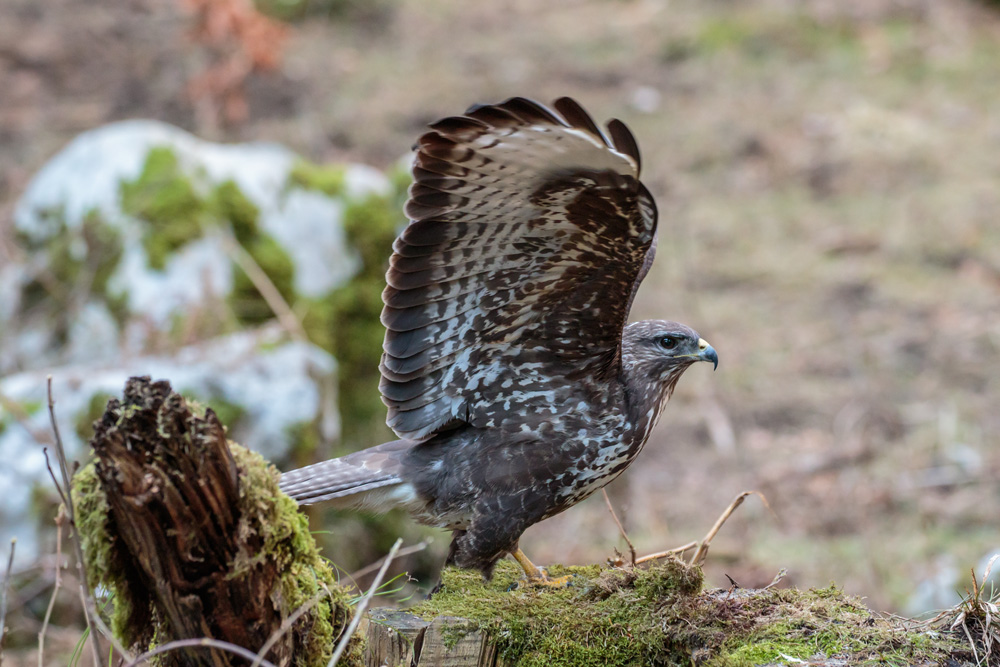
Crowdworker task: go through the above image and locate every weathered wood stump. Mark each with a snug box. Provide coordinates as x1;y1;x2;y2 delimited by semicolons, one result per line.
72;377;362;667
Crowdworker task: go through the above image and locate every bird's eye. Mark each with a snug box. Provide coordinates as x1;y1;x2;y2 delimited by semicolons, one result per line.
657;336;677;350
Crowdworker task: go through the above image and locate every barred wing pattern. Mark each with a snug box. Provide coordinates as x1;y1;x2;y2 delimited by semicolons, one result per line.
380;97;658;442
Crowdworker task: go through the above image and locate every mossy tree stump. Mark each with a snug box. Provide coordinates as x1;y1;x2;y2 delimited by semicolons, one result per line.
364;560;974;667
72;377;362;667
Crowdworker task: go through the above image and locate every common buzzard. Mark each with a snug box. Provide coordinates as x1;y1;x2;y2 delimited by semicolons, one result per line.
280;97;718;583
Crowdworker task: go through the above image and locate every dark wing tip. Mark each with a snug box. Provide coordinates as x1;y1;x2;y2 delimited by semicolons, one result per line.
496;97;567;126
606;118;641;172
463;104;522;128
553;97;609;146
429;115;490;137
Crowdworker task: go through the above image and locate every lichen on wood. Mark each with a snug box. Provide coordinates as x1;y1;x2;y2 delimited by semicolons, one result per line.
71;376;362;667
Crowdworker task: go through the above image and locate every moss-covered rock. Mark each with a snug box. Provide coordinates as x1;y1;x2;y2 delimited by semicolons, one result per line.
410;559;963;666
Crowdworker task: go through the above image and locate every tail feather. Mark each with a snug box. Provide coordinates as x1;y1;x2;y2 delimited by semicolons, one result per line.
278;439;411;506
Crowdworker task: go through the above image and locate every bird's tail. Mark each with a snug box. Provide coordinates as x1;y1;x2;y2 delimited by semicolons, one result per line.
278;439;413;510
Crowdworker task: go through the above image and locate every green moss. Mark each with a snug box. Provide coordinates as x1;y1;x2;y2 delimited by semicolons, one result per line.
71;462;138;642
212;179;260;244
118;146;299;326
288;161;347;197
179;391;247;434
120;147;205;270
330;191;403;443
411;560;961;667
211;180;297;327
230;445;363;666
233;234;297;324
412;560;702;667
17;209;124;342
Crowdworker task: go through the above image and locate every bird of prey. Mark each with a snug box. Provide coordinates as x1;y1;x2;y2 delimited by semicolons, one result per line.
280;97;718;584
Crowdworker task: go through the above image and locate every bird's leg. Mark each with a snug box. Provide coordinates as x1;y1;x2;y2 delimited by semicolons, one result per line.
509;547;573;588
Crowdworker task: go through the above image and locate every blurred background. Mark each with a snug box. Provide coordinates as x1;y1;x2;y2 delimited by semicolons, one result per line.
1;0;1000;662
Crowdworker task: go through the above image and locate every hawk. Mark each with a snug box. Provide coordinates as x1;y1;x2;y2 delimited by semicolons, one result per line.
280;97;718;583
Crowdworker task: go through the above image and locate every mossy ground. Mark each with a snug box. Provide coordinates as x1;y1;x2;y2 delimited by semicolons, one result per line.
411;559;962;667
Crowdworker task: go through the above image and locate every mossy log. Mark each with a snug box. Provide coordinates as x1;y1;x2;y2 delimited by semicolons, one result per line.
364;561;975;667
72;377;362;667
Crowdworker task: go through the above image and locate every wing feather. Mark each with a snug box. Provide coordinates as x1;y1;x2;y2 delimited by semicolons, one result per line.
381;97;657;441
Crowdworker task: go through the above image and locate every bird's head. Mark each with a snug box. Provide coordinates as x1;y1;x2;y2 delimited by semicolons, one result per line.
622;320;718;396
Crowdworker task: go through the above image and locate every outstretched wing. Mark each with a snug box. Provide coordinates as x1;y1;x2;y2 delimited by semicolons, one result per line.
381;97;658;441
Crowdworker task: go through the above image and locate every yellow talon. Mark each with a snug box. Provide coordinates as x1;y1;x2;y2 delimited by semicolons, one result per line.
510;547;574;588
527;573;574;588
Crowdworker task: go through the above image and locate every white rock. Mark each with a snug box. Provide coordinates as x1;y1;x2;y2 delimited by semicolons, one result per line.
3;119;387;373
0;325;338;567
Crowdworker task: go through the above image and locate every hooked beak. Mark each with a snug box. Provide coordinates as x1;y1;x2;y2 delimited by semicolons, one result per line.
697;338;718;370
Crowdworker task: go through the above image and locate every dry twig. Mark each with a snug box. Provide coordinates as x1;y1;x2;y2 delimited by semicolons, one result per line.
124;637;278;667
0;538;15;659
46;376;133;664
690;491;769;567
42;449;68;512
220;230;308;341
348;538;430;581
635;541;698;565
328;538;403;667
37;506;66;667
601;488;636;566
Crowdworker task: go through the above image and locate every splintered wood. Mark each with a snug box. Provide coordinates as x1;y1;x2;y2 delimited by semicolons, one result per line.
365;610;507;667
